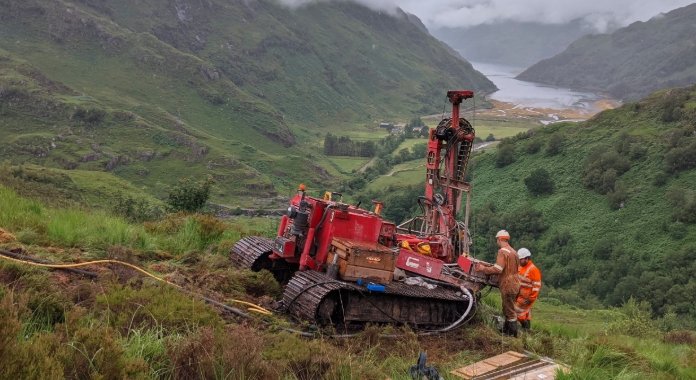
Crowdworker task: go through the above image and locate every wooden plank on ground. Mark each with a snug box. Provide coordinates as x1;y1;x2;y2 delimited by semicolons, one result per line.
450;351;569;380
451;351;525;378
509;363;570;380
483;351;526;367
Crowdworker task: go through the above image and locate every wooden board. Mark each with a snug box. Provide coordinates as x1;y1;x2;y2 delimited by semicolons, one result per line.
331;237;396;270
327;251;393;284
342;264;392;284
510;364;569;380
450;351;569;380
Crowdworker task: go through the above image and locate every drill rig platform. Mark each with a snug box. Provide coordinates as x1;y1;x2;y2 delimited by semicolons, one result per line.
231;90;497;329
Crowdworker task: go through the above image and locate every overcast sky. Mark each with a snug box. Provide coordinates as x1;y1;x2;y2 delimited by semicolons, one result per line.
278;0;696;32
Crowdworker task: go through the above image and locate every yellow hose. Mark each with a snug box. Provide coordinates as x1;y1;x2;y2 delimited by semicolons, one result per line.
230;299;273;315
0;253;272;315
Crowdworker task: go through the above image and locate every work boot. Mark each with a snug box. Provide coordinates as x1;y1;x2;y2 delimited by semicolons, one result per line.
503;321;518;337
520;320;531;330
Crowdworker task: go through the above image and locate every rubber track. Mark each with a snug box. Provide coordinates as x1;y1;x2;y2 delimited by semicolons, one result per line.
282;271;348;322
282;271;470;326
230;236;274;269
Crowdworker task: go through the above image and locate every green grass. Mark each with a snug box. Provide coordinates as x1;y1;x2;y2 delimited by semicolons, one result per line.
327;156;371;174
533;300;620;338
474;121;535;140
120;327;171;378
477;292;696;380
391;138;429;155
366;160;424;190
0;185;275;255
46;209;151;249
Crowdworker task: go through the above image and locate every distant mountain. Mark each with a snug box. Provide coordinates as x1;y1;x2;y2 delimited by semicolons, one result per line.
431;21;594;68
0;0;494;205
518;3;696;100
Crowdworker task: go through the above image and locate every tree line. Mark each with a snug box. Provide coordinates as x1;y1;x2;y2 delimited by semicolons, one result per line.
323;134;376;157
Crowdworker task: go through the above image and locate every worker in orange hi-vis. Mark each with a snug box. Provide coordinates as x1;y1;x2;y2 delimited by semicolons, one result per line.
475;230;521;337
515;248;541;331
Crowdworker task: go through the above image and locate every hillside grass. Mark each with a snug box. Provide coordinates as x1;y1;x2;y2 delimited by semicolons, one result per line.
359;98;696;325
469;118;696;255
392;138;429;155
366;160;424;191
0;185;275;254
360;87;696;325
326;156;371;174
474;119;536;139
0;185;694;378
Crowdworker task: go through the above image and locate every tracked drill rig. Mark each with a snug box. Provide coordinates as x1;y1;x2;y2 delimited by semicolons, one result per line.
231;90;495;329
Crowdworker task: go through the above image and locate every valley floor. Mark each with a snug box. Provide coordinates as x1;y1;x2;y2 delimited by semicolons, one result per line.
480;98;621;124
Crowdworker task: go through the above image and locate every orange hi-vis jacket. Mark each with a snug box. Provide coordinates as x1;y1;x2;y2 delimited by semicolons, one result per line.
515;260;541;321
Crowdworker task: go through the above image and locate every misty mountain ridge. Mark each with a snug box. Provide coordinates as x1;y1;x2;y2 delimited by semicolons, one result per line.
517;3;696;100
431;19;600;68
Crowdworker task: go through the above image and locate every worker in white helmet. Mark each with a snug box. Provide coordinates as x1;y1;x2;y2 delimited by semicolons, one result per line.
515;248;542;330
475;229;521;337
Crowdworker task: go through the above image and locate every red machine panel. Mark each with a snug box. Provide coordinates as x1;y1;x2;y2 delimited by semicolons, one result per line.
457;255;473;274
273;237;296;258
395;249;444;280
330;210;383;242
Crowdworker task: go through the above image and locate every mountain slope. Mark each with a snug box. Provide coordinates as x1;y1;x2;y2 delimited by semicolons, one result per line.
517;3;696;100
468;85;696;320
74;0;495;122
0;0;494;205
356;84;696;320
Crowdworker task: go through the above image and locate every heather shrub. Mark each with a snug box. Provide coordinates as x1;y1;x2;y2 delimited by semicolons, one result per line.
524;168;554;196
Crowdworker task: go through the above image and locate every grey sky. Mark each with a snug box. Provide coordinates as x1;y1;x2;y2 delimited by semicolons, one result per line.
278;0;696;32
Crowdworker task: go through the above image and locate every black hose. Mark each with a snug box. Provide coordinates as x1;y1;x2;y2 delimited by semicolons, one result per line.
315;205;334;232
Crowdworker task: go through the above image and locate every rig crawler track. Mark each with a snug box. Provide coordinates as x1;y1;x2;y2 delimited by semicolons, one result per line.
282;271;473;328
230;236;274;270
231;236;297;283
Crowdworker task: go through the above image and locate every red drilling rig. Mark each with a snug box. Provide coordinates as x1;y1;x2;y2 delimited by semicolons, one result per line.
231;90;495;329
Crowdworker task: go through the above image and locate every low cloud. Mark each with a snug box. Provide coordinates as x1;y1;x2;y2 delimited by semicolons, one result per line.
276;0;695;32
277;0;400;15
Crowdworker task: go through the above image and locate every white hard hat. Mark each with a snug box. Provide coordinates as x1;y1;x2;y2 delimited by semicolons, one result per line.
495;229;510;240
518;248;532;259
